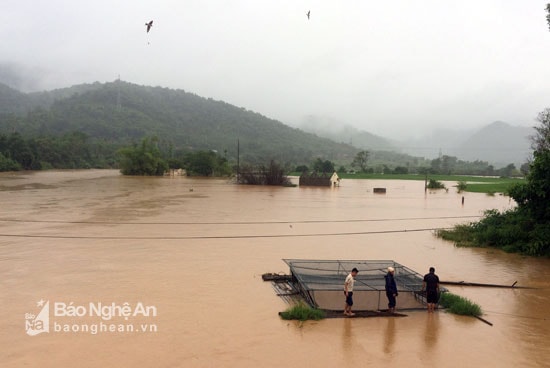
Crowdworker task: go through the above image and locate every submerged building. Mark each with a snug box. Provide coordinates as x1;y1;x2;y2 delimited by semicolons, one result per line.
299;172;340;187
282;259;441;311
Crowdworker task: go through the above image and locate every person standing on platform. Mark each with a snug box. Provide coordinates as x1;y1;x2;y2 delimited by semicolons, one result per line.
422;267;440;312
344;268;359;316
385;266;398;313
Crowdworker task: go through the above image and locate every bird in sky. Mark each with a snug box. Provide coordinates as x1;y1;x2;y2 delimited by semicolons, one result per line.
306;10;310;19
145;20;153;33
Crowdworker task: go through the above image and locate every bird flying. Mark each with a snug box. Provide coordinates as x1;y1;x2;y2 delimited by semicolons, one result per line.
145;20;153;33
307;10;310;19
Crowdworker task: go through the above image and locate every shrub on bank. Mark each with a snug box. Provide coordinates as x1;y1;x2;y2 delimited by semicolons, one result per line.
279;301;326;321
436;208;550;256
427;179;446;189
456;181;467;193
439;292;482;317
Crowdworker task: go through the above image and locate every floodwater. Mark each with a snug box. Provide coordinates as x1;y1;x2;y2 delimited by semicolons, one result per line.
1;170;549;368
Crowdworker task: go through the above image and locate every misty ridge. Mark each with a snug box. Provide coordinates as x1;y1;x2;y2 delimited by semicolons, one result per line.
0;78;534;169
295;116;534;168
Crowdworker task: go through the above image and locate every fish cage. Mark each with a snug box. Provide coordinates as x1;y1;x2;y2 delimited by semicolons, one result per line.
283;259;442;311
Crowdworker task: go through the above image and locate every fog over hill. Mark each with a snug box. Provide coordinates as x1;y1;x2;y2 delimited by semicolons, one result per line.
295;117;534;167
295;115;396;151
0;78;536;168
399;122;534;167
451;121;534;167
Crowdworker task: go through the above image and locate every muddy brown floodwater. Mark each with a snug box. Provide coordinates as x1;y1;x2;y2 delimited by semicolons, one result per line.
1;170;549;367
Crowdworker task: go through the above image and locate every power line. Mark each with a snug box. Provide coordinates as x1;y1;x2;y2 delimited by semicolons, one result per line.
0;227;449;240
0;215;480;226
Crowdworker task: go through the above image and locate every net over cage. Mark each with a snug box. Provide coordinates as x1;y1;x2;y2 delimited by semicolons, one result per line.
283;259;434;311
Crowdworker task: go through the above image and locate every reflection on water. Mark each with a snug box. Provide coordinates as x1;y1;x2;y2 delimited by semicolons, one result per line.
383;318;396;355
341;319;353;353
0;170;549;368
424;313;440;352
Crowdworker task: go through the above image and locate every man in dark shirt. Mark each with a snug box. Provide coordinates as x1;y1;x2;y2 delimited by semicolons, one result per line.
385;266;398;314
422;267;440;313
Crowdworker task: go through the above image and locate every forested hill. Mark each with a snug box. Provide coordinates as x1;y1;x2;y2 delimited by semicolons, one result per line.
0;81;358;164
0;82;104;115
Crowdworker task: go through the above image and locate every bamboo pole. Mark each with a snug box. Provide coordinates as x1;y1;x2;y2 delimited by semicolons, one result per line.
439;280;536;289
475;315;494;326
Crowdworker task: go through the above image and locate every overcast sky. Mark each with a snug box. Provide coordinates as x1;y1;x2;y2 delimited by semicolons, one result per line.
2;0;550;139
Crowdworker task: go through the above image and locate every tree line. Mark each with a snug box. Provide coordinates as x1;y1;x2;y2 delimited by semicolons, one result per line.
0;132;234;177
0;132;117;171
293;150;524;177
117;136;232;177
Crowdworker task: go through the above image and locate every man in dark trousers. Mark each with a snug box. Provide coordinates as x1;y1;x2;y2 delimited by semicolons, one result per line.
385;266;398;314
344;267;359;316
422;267;440;312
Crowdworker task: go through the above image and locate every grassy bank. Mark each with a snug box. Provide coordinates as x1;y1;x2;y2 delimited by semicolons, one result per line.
279;301;326;321
439;292;482;316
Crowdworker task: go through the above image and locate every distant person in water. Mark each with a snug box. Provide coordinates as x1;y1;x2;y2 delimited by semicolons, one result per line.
385;266;398;313
422;267;440;312
344;268;359;316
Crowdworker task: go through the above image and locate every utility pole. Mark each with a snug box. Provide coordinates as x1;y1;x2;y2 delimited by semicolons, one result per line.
237;138;240;182
116;74;121;112
424;170;428;192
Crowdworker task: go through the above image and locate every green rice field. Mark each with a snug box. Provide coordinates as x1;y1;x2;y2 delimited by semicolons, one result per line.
292;172;525;194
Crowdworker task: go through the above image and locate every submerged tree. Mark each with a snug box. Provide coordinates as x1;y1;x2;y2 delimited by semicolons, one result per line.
117;136;168;176
183;150;231;176
239;160;291;186
426;179;446;190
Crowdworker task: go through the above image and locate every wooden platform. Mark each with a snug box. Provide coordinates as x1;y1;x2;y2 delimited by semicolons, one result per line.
262;273;292;282
323;310;407;319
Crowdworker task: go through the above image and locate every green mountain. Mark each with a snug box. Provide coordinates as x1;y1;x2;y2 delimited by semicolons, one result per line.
0;81;358;164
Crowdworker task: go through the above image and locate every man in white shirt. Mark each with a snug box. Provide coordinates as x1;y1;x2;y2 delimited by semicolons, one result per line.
344;267;359;316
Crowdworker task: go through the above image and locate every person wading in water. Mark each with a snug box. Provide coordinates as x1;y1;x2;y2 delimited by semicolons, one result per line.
422;267;440;312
